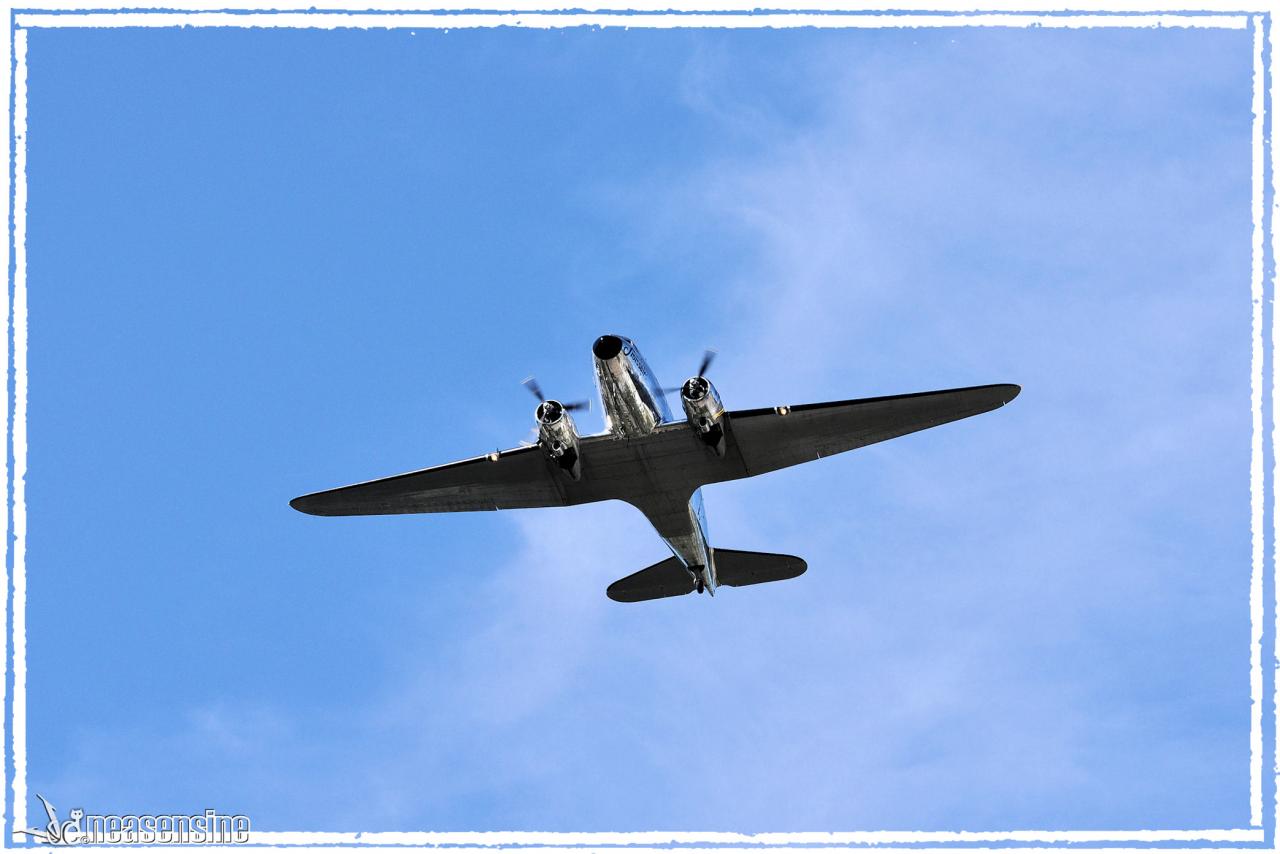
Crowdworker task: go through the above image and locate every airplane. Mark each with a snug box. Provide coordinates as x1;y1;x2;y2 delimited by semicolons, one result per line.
290;334;1020;603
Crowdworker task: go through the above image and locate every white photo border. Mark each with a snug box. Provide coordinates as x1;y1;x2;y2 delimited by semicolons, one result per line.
4;6;1272;848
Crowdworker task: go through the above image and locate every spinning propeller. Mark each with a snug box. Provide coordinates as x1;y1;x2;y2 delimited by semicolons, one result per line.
521;376;591;413
519;376;590;447
696;348;717;379
662;348;718;396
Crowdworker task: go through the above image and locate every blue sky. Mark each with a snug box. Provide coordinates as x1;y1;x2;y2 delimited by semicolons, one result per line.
22;22;1254;831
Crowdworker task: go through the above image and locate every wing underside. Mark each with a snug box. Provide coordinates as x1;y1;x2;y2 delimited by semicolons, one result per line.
288;446;568;515
721;382;1021;480
289;383;1019;517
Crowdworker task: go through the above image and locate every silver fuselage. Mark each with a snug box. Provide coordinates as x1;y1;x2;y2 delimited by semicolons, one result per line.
591;335;716;593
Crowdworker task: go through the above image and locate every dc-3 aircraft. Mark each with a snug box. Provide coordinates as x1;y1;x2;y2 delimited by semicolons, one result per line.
291;335;1019;603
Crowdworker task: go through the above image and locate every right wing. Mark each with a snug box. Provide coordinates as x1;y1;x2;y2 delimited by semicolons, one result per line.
715;383;1020;481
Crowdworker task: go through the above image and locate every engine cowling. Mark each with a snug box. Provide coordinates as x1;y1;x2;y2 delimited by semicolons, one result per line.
681;376;727;457
536;400;582;480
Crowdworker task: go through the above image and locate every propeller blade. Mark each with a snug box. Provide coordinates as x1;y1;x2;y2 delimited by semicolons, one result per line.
659;386;682;396
697;349;717;377
564;399;592;413
521;376;545;402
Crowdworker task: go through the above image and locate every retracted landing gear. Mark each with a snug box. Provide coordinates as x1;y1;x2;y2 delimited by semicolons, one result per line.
697;419;727;458
547;442;582;481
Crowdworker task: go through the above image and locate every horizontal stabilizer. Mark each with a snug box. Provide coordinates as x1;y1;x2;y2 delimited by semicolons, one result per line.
606;549;807;602
713;548;807;588
607;557;696;603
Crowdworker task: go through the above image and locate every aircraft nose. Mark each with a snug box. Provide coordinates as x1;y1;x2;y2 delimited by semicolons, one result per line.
593;335;624;360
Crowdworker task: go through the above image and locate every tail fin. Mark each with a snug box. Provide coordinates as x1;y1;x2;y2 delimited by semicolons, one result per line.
713;548;807;588
605;549;807;603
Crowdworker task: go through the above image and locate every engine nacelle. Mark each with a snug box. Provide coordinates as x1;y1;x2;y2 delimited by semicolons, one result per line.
536;400;582;480
681;376;727;457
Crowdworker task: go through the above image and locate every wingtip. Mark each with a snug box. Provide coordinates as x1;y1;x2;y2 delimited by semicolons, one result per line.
289;495;320;515
1003;383;1022;404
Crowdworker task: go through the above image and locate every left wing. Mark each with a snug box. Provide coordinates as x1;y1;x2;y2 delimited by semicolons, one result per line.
289;427;715;517
289;446;572;515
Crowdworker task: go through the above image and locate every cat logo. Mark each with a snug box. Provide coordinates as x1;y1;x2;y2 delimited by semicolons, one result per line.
16;795;83;845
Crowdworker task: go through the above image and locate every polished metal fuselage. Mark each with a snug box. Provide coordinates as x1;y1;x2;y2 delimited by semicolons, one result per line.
592;336;717;593
593;338;671;437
